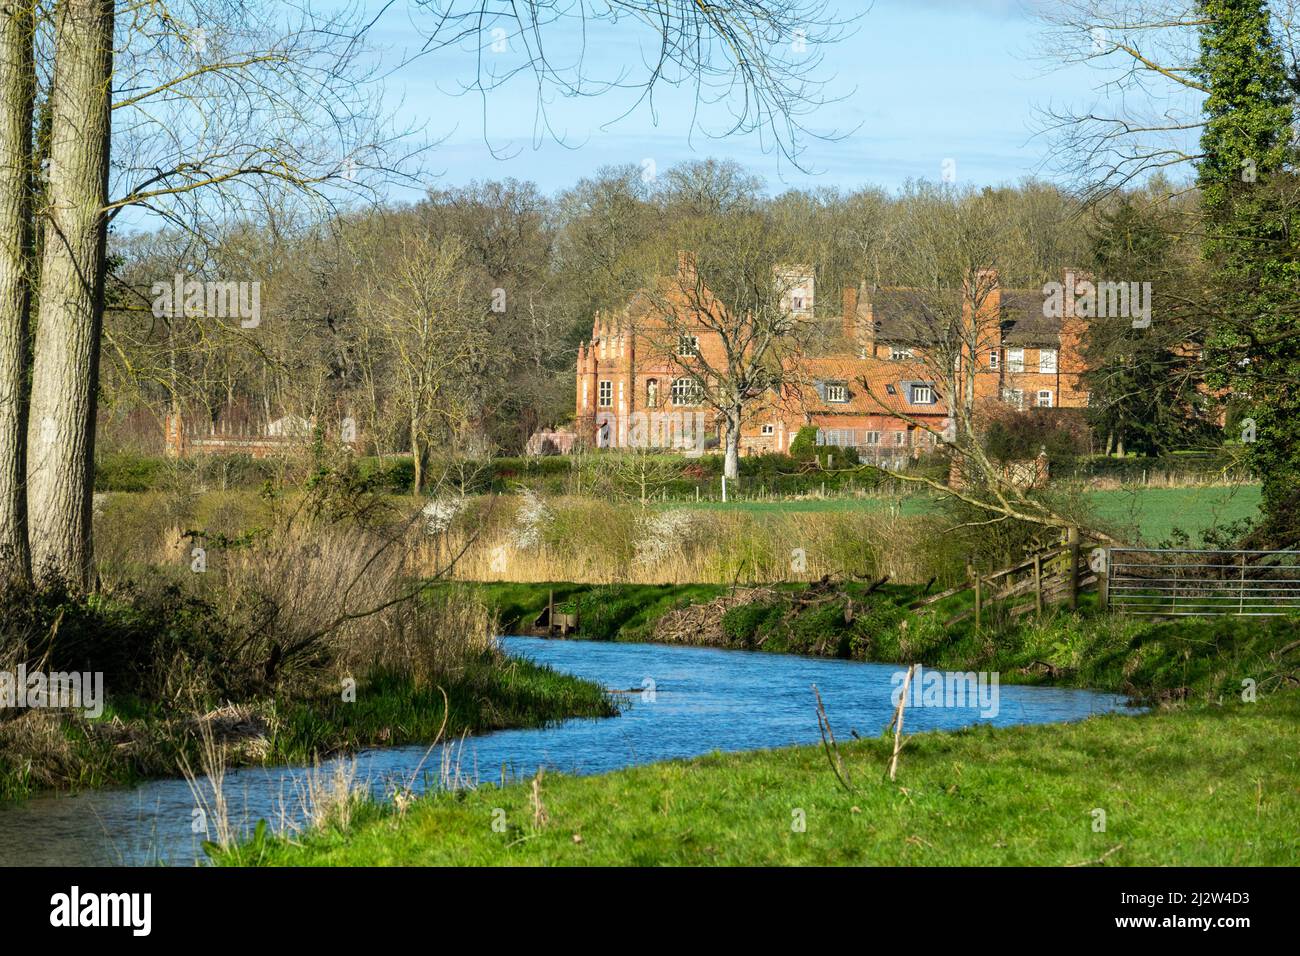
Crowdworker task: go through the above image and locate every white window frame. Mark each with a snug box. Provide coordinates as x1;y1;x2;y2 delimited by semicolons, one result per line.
1003;388;1024;410
598;380;613;408
677;334;700;357
865;431;880;445
1036;389;1054;408
893;431;908;446
824;382;849;404
1007;348;1024;373
988;350;999;370
671;377;701;407
890;346;912;361
911;385;934;405
761;423;775;436
1039;348;1058;374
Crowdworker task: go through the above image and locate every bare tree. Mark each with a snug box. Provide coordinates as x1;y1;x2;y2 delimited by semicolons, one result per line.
0;1;34;585
1034;0;1210;202
851;188;1106;537
27;0;113;587
4;0;856;589
408;0;854;168
356;229;490;494
638;214;812;480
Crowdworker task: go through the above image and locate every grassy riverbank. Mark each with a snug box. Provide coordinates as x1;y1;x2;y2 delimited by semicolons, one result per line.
463;579;1299;702
221;687;1300;866
0;507;617;802
0;657;613;802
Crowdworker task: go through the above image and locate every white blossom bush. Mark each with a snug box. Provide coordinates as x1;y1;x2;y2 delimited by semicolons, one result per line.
421;497;466;536
634;508;697;567
511;489;553;550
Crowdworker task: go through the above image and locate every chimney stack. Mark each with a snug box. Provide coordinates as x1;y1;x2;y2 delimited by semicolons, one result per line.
841;286;859;342
677;250;697;284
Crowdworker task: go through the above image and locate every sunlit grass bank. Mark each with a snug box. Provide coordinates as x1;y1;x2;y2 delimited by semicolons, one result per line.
223;689;1300;866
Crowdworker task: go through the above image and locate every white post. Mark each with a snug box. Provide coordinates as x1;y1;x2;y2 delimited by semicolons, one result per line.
721;474;728;503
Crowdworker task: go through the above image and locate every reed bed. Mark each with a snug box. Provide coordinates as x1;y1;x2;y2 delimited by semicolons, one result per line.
415;494;962;586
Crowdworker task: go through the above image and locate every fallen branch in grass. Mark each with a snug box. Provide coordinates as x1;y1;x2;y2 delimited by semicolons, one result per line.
1067;843;1124;867
813;684;853;793
888;664;916;782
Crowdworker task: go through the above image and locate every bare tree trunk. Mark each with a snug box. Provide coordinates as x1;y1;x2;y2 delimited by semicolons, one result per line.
27;0;113;589
0;2;35;587
411;420;423;495
723;406;741;481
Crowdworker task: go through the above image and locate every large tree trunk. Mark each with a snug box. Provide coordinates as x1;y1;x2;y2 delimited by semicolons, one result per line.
723;406;741;481
27;0;113;589
0;2;35;587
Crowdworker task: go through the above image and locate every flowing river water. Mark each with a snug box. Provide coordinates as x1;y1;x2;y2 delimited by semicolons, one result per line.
0;637;1141;866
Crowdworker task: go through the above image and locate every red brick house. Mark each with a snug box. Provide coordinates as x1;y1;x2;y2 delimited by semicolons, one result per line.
573;256;1094;459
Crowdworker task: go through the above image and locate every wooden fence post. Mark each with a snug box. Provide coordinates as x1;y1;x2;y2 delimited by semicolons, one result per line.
974;573;982;629
1067;526;1080;610
1098;549;1109;610
1033;554;1043;618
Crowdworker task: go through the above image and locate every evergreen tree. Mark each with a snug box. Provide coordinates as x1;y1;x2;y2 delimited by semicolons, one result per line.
1196;0;1300;543
1083;197;1209;456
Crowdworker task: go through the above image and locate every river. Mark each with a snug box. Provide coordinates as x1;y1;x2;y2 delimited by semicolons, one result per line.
0;637;1140;866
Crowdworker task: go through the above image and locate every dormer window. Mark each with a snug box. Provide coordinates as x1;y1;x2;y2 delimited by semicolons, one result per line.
825;382;849;403
890;346;912;361
911;385;934;405
885;384;897;395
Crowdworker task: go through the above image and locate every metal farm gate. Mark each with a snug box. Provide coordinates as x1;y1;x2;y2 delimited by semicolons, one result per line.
1104;548;1300;616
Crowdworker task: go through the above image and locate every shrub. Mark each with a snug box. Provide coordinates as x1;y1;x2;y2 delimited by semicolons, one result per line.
788;426;820;460
95;452;171;492
721;600;780;646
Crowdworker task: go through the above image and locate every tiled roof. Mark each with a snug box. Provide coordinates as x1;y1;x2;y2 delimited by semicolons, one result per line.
788;356;949;416
861;285;1065;348
1000;289;1062;345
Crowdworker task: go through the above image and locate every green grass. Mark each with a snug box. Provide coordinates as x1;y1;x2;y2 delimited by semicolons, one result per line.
659;495;937;516
222;689;1300;866
467;580;1299;702
0;655;614;802
1086;484;1262;544
470;581;733;639
659;485;1262;545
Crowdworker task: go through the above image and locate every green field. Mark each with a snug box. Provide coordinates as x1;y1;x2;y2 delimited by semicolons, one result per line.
662;484;1262;545
224;689;1300;866
1086;484;1261;543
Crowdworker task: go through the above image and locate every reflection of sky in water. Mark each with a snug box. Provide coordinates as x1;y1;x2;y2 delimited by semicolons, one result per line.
0;637;1139;866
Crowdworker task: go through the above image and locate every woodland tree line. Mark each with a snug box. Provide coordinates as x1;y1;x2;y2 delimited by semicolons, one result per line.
101;163;1218;465
5;0;1300;595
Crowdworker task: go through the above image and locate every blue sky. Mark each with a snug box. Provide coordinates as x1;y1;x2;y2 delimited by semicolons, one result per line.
361;0;1118;198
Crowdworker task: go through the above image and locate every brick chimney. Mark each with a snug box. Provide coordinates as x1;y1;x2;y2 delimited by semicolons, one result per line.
857;283;876;357
841;286;858;342
966;268;1001;354
677;250;697;284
